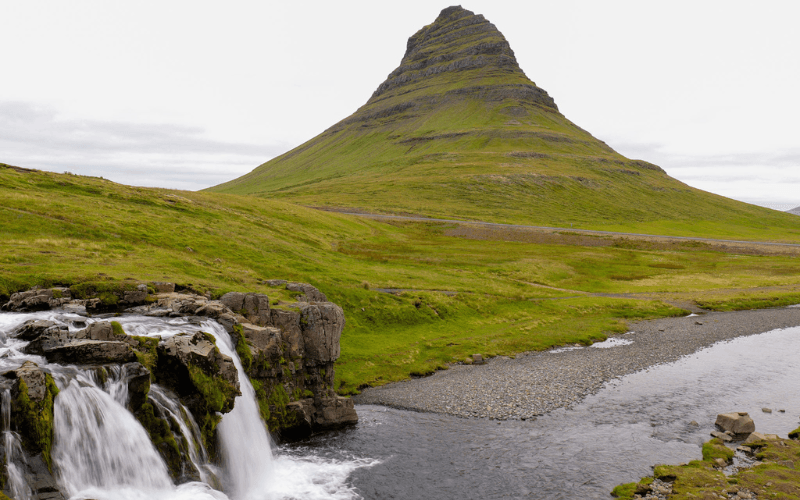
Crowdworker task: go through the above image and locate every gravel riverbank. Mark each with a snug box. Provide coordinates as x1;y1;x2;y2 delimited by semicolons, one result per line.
353;306;800;420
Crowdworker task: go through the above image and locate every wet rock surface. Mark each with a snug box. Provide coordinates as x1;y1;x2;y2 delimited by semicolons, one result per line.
122;283;355;437
355;307;800;420
716;412;756;435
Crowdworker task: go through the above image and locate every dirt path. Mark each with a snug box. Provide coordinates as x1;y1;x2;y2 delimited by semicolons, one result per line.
317;209;800;253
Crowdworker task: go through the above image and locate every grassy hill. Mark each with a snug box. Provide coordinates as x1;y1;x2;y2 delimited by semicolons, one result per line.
208;6;800;241
4;163;800;394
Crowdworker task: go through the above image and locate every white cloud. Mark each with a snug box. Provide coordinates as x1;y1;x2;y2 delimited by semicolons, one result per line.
0;102;289;190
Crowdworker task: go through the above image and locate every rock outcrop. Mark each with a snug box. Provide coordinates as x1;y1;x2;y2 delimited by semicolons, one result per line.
135;282;357;440
715;412;756;435
1;287;72;312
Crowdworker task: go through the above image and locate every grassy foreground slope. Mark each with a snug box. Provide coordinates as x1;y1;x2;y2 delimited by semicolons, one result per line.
3;164;800;393
209;6;800;241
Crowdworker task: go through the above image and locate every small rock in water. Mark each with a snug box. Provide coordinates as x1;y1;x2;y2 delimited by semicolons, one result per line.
695;321;704;325
762;407;772;413
689;420;699;427
715;412;755;434
778;409;785;413
711;430;733;442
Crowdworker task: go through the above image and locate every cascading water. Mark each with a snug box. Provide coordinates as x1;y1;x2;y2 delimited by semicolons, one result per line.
207;322;276;500
0;311;372;500
148;385;219;484
51;367;175;498
3;389;33;500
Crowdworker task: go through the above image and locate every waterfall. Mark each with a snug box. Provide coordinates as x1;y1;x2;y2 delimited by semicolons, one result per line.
205;321;277;500
149;384;220;484
0;312;369;500
52;370;174;496
3;389;33;500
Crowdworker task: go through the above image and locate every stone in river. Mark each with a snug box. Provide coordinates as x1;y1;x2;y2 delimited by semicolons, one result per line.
715;412;756;434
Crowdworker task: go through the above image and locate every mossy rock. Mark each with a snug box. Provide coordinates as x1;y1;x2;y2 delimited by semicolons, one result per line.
615;438;800;499
12;374;60;469
702;438;734;463
134;402;182;478
610;482;636;499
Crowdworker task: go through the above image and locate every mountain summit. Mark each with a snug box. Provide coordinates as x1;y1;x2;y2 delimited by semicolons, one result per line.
368;5;556;110
210;6;797;234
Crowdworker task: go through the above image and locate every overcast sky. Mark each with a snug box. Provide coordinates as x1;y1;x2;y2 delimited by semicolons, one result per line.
2;1;798;208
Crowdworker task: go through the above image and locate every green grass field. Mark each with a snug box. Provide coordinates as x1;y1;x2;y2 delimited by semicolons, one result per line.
4;164;800;393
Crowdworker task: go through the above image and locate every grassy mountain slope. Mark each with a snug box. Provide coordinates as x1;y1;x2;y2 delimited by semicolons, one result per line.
4;164;800;393
209;6;800;240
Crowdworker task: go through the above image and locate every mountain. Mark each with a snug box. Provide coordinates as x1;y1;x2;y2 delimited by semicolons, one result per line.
789;207;800;216
209;6;800;238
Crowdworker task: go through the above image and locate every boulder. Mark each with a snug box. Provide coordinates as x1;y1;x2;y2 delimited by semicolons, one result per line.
159;332;238;389
710;430;733;442
297;303;345;364
715;412;756;435
744;432;781;444
2;287;71;312
74;321;117;341
45;340;137;364
151;282;176;293
3;362;60;469
219;292;246;312
241;324;283;358
220;292;270;325
315;395;359;428
22;325;72;355
23;321;130;363
156;331;240;429
7;361;48;402
122;284;149;304
282;396;358;439
287;282;327;303
12;319;58;341
270;308;304;358
194;302;228;319
123;362;151;412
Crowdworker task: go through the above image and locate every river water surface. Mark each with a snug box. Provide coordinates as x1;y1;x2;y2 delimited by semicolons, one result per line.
284;326;800;499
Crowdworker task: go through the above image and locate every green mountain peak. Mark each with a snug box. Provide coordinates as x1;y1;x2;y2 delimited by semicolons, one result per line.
209;6;800;237
369;5;552;108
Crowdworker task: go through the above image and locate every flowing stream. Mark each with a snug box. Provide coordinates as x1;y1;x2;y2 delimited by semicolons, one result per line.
285;325;800;499
0;311;798;499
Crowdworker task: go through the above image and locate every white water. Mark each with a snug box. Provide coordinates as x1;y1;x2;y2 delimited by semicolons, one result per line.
3;389;33;500
0;312;372;500
208;322;277;500
52;370;175;497
149;385;218;484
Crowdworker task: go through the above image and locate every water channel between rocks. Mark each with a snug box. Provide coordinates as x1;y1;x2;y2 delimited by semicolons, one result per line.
285;325;800;500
